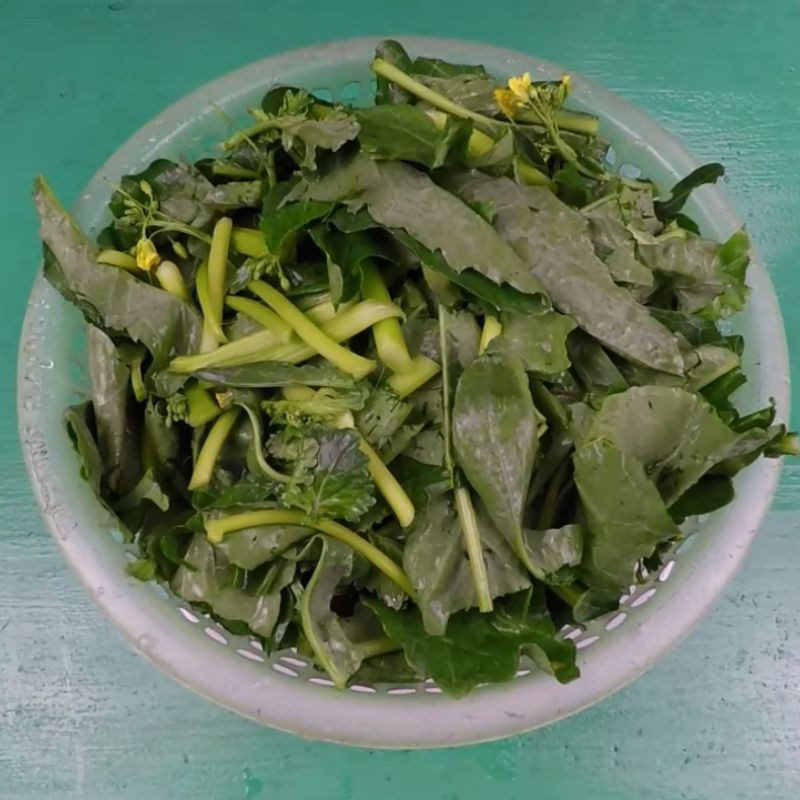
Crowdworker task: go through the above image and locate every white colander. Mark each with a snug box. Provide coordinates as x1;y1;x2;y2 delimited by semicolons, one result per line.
17;37;788;748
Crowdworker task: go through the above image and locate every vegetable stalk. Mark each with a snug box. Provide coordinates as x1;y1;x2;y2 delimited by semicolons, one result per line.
247;280;376;379
204;509;415;597
454;486;494;613
386;354;441;398
97;249;138;271
479;316;502;354
155;260;189;302
224;295;293;341
230;227;267;257
187;408;240;490
361;261;414;374
206;217;233;343
169;300;403;374
372;57;597;136
195;260;222;353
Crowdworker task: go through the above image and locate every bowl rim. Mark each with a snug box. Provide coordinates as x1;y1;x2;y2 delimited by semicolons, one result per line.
18;35;789;748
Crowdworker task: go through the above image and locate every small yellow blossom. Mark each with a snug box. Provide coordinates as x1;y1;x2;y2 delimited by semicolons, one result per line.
494;88;520;119
561;74;571;92
507;71;532;100
135;237;161;271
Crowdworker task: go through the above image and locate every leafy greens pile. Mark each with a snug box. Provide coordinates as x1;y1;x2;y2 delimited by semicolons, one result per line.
34;40;796;697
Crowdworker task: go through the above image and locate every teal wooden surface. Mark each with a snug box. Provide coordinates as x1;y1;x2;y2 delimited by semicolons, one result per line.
3;1;800;797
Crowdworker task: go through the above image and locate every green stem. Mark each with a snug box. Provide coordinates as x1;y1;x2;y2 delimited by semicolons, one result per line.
96;249;139;271
230;227;267;257
479;316;502;354
372;58;498;133
454;486;494;613
169;300;402;373
224;295;293;341
530;379;570;430
155;260;189;303
212;162;259;179
205;509;415;598
207;217;233;343
438;306;455;480
551;583;582;607
355;637;401;660
361;440;415;528
386;354;441;399
235;403;292;483
129;351;147;403
515;157;556;188
195;261;222;353
536;458;570;530
188;408;240;490
361;261;414;374
517;107;599;137
247;280;376;379
185;384;222;427
373;58;599;136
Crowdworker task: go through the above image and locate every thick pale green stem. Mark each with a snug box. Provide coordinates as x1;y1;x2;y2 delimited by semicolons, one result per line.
205;509;415;597
373;58;598;136
188;408;240;490
97;249;139;270
515;157;556;189
230;227;267;257
386;355;441;398
247;280;376;379
454;486;494;613
155;260;189;303
224;295;293;341
169;300;402;373
185;384;222;427
207;217;233;342
195;261;222;353
361;261;414;374
479;316;502;354
337;413;415;528
212;162;259;179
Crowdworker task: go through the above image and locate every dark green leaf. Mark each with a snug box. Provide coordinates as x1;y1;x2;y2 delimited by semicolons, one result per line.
172;534;283;638
260;182;335;256
215;524;313;570
64;402;104;496
296;156;550;310
368;588;578;697
654;163;725;221
411;55;491;79
355;386;413;450
35;178;202;369
571;586;620;623
374;40;414;105
453;352;538;570
669;475;735;522
585;386;739;503
298;537;364;687
488;311;577;374
567;332;627;394
280;426;376;522
86;326;139;494
575;437;679;590
444;172;684;374
356;105;470;169
522;524;583;578
194;361;354;388
402;494;530;634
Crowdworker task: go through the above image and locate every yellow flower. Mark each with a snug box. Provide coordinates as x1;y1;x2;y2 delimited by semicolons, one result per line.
561;74;571;91
135;237;161;271
507;71;532;100
494;88;520;118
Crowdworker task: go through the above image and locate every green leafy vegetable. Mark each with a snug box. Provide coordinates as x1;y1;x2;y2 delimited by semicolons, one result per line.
369;587;578;697
39;40;795;697
452;352;539;572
